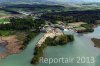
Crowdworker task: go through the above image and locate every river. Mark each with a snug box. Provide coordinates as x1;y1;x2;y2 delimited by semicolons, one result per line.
0;26;100;66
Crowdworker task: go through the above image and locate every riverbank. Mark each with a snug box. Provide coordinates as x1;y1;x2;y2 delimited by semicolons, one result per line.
91;38;100;48
0;31;38;59
0;35;23;59
31;31;74;64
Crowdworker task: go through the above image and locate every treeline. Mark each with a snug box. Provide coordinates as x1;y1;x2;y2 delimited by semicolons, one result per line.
41;10;100;24
76;29;94;33
44;35;74;46
0;17;45;32
31;35;74;64
0;8;20;14
4;4;65;9
77;24;94;33
3;4;65;12
31;43;46;64
21;32;38;50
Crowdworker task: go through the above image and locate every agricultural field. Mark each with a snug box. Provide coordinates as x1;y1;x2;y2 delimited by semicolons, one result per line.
0;18;10;24
0;30;14;36
0;10;10;24
0;10;10;16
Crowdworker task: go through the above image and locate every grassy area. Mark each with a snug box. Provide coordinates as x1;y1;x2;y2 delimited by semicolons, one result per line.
68;22;87;27
0;10;10;24
0;30;15;36
81;24;93;29
0;18;10;24
74;27;86;31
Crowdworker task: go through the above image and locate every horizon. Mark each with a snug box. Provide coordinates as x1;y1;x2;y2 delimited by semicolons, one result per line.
0;0;100;3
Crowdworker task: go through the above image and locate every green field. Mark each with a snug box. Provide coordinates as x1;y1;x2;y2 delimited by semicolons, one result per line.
0;30;14;36
0;10;10;24
0;18;10;24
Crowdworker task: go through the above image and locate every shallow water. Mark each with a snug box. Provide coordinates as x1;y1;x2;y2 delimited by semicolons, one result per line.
0;27;100;66
37;26;100;66
0;46;6;53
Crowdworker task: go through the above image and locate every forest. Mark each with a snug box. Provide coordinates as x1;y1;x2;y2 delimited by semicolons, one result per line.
0;17;45;32
41;9;100;24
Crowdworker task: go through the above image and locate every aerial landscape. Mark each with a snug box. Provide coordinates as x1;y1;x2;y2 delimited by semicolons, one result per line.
0;0;100;66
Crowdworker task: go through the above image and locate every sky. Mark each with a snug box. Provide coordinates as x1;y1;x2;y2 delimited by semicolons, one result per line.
47;0;100;2
0;0;100;3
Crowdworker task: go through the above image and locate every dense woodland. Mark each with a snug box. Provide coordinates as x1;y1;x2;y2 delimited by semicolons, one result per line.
0;8;20;14
44;35;74;46
0;17;45;32
4;4;64;9
41;9;100;24
2;4;65;13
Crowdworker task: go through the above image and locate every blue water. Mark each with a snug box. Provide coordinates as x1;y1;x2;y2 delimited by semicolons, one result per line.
0;27;100;66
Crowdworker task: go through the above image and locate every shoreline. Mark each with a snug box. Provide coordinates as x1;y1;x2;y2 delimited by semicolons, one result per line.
91;38;100;48
0;32;38;59
31;28;74;64
0;35;23;59
37;30;63;47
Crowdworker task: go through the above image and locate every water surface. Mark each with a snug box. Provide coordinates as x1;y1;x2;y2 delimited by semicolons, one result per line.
0;27;100;66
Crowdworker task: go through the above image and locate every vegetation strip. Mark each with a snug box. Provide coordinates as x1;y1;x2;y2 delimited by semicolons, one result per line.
31;35;74;64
